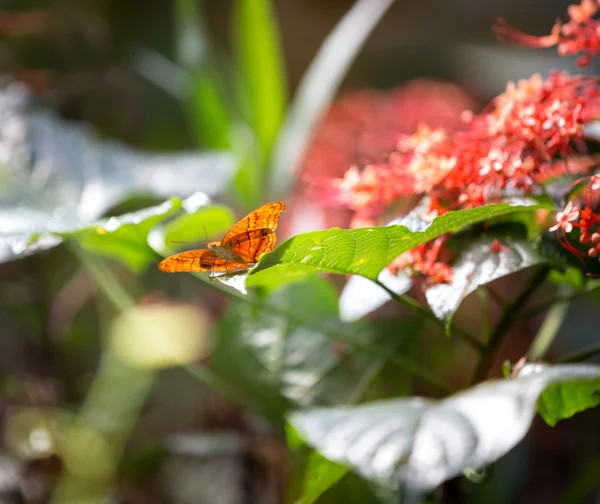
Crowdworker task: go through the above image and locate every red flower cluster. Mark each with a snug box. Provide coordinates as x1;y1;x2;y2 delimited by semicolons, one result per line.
494;0;600;67
327;71;600;283
550;175;600;263
285;80;474;236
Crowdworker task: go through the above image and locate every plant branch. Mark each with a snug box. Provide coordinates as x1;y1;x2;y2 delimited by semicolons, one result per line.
556;344;600;363
527;288;571;361
376;281;485;353
520;282;600;321
472;266;550;384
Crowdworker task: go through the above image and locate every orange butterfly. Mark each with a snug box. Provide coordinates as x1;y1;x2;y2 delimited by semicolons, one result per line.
158;201;285;276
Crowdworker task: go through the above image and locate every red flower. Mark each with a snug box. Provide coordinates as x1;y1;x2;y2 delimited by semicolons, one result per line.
494;0;600;67
325;72;600;284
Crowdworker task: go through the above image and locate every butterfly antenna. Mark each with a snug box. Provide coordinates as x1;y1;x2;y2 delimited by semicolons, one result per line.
169;240;197;244
204;225;209;242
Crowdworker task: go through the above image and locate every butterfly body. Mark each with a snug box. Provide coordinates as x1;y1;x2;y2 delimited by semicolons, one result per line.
158;202;285;276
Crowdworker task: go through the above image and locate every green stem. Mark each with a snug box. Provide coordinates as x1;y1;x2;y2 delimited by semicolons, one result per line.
72;245;134;311
376;281;485;353
477;288;492;343
556;344;600;363
472;266;550;384
482;285;507;310
527;289;571;361
520;282;600;321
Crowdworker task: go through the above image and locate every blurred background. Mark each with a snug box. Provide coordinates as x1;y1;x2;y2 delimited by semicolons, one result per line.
2;0;600;503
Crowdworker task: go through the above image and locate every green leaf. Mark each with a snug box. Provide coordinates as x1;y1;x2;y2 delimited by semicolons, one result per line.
287;425;348;504
248;203;545;290
289;363;600;496
163;204;235;244
213;278;419;412
0;83;235;263
425;237;544;333
537;379;600;427
295;452;348;504
234;0;287;159
68;199;182;272
268;0;396;199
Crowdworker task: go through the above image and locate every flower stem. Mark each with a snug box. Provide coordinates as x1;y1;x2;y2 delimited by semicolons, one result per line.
557;344;600;363
472;266;550;384
519;282;600;321
376;281;485;352
526;288;571;361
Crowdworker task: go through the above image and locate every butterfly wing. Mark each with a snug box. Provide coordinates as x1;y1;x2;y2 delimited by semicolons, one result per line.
158;201;284;275
221;201;285;245
159;249;250;273
226;228;277;263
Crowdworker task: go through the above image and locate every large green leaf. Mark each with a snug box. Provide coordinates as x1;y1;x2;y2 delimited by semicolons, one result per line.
0;82;235;263
247;203;544;290
68;199;182;272
289;363;600;498
234;0;287;159
537;379;600;427
213;278;420;414
425;237;544;333
287;425;349;504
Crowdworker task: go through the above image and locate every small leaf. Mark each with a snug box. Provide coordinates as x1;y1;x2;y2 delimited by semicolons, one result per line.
537;379;600;427
248;203;545;290
289;363;600;497
70;198;182;272
425;238;544;333
163;204;235;244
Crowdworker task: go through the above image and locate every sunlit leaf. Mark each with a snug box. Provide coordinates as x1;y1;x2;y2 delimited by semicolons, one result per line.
248;203;545;290
0;83;235;263
289;363;600;498
425;237;544;333
537;378;600;427
338;200;435;323
70;199;182;272
162;204;235;244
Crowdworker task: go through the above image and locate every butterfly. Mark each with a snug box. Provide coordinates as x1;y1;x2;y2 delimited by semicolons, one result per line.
158;201;285;277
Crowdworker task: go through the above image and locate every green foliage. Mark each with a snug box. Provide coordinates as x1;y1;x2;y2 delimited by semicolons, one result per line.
212;277;421;421
6;1;600;502
234;0;287;159
68;199;182;272
538;379;600;427
286;425;349;504
162;204;235;244
248;203;545;289
425;237;544;333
